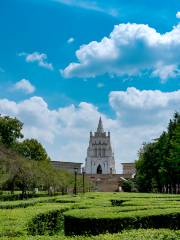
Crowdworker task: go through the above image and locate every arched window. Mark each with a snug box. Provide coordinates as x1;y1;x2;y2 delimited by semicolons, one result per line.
97;164;102;174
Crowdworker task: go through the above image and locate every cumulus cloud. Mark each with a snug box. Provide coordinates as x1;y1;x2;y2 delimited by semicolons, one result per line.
19;52;53;70
62;22;180;81
14;79;35;94
67;37;75;44
109;87;180;126
176;12;180;19
0;88;179;172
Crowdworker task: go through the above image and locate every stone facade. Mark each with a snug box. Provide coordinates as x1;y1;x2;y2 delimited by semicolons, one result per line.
121;162;136;176
85;117;115;174
86;174;132;192
51;161;82;174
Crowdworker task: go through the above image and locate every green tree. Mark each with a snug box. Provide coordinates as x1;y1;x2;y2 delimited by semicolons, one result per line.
16;139;50;162
0;115;23;146
121;179;134;192
135;112;180;193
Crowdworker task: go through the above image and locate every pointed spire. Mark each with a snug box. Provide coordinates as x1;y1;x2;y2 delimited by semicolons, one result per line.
97;117;104;133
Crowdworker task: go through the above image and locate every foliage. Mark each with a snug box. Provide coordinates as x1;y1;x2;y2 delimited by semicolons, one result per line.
16;139;50;162
27;208;70;235
0;192;180;238
135;112;180;193
121;180;134;192
64;208;180;235
0;115;75;197
1;229;180;240
0;115;23;146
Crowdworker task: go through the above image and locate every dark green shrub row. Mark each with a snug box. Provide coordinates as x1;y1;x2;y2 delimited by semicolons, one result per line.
55;199;76;203
0;192;49;201
0;195;76;209
111;200;125;206
64;211;180;236
0;201;37;209
27;208;70;235
1;229;180;240
0;197;59;209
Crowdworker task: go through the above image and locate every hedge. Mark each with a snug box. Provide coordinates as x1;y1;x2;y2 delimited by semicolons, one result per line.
27;207;72;235
1;229;180;240
0;197;76;209
0;192;180;238
64;208;180;235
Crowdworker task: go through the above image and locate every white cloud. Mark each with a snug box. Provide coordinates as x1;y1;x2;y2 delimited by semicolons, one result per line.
176;12;180;19
152;64;179;82
53;0;118;17
14;79;35;94
109;87;180;126
0;88;179;172
67;37;75;44
19;52;53;70
62;22;180;81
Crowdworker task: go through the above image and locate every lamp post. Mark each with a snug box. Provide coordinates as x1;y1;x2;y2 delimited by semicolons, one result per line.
74;168;78;195
82;169;85;194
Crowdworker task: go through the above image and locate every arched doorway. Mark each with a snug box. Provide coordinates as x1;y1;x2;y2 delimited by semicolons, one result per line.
97;164;102;174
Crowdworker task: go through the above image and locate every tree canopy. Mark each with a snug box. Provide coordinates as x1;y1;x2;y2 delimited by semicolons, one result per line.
0;115;87;197
0;115;23;146
16;139;50;162
135;112;180;194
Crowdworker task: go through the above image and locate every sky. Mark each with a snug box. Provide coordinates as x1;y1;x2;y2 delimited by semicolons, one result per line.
0;0;180;172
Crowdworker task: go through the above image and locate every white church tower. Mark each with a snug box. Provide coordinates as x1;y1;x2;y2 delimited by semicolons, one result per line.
85;117;115;174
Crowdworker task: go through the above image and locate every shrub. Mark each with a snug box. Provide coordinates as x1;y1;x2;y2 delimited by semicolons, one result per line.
27;208;70;235
64;209;180;236
111;199;125;206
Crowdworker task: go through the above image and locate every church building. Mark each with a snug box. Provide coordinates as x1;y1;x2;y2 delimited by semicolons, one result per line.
85;117;116;174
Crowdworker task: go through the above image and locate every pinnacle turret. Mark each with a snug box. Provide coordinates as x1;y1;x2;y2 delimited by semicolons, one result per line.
97;117;104;133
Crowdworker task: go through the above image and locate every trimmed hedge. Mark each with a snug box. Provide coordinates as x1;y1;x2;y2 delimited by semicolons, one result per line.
2;229;180;240
64;208;180;235
0;197;76;209
0;201;37;209
0;193;36;201
27;207;70;235
0;192;180;238
111;200;125;206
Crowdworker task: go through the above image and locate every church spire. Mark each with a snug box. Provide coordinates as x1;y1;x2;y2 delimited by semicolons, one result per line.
97;117;104;133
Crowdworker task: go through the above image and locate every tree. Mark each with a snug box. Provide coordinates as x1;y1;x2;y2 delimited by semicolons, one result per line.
121;179;134;192
0;115;23;146
16;139;50;162
135;112;180;193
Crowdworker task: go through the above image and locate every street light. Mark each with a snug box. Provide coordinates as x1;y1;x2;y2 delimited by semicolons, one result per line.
74;168;78;195
82;169;85;194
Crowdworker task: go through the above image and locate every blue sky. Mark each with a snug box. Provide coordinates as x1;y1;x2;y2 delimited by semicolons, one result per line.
0;0;180;171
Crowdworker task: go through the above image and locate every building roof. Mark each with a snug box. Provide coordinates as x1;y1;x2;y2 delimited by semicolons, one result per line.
51;161;83;165
121;162;135;165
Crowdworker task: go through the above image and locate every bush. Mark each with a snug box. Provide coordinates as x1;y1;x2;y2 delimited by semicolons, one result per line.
111;199;125;206
122;180;134;192
1;229;180;240
64;209;180;236
27;208;70;235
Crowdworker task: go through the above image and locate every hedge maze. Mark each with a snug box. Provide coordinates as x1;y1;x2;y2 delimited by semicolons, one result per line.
0;192;180;240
